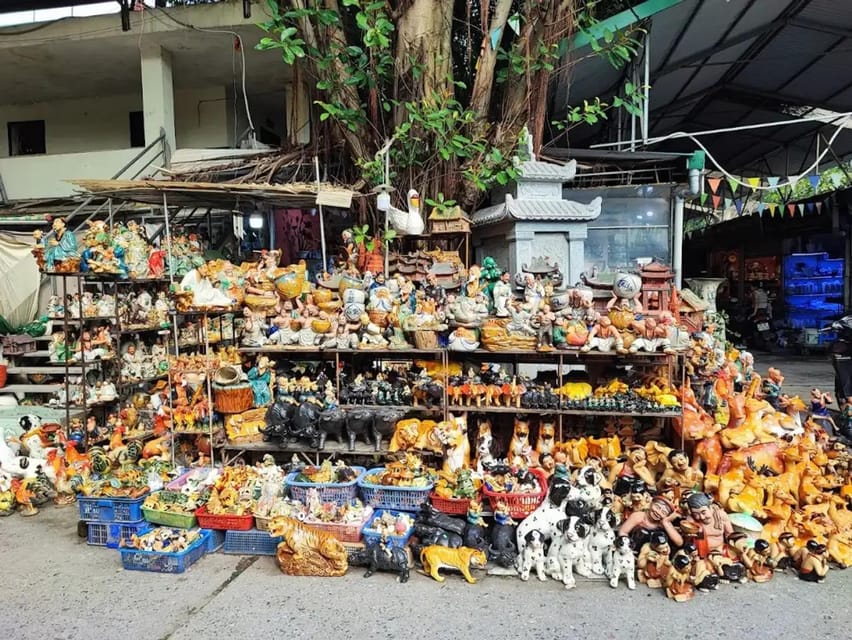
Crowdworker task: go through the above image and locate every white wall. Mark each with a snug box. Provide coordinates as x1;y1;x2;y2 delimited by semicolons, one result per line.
0;93;142;157
0;149;145;200
175;86;229;149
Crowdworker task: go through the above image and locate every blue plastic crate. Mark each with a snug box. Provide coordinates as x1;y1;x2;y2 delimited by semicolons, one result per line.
201;528;226;553
361;510;414;549
286;466;365;505
358;468;433;511
223;528;282;556
119;530;209;574
87;520;151;548
78;494;147;523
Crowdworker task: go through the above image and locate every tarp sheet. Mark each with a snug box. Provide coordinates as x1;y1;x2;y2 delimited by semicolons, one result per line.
0;231;40;328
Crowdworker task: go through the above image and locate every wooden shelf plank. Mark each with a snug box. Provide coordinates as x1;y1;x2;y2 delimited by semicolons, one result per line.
0;383;63;393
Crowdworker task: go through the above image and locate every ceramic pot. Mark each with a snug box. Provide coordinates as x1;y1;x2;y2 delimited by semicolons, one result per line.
342;288;366;305
339;274;362;297
685;278;726;313
612;273;642;299
312;288;333;304
275;271;304;300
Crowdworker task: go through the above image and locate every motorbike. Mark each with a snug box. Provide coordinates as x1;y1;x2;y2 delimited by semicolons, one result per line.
823;315;852;442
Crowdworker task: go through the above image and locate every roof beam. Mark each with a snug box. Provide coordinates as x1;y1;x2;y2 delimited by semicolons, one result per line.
788;17;852;39
652;17;784;79
650;0;763;132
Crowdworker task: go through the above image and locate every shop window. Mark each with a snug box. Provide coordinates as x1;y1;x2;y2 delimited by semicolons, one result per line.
565;184;673;274
7;120;46;156
129;111;145;148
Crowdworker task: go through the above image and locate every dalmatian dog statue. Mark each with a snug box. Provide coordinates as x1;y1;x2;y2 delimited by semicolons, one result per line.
575;464;604;508
519;530;547;582
556;515;592;589
576;506;619;578
608;534;636;589
515;480;579;568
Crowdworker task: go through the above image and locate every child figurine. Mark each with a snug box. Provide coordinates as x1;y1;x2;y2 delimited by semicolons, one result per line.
665;553;695;602
796;540;829;583
466;498;487;529
809;388;837;432
761;367;785;409
581;316;627;354
637;531;672;588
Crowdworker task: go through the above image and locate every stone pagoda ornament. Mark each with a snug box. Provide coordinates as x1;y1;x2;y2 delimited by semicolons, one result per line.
471;145;601;286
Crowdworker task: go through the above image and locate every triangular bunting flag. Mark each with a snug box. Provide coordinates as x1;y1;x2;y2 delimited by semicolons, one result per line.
711;195;721;209
808;175;821;190
787;203;796;217
816;201;823;213
806;202;815;213
700;192;708;206
734;198;744;215
767;176;781;188
787;175;800;190
831;173;844;188
727;176;739;194
747;177;761;190
708;177;722;194
768;203;777;217
724;198;732;210
797;203;805;216
757;202;766;217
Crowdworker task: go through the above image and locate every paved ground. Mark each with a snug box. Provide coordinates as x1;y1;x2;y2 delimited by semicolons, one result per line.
1;353;849;640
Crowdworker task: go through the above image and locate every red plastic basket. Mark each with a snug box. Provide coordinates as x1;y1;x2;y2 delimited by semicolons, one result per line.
481;467;548;518
194;506;254;531
428;492;476;515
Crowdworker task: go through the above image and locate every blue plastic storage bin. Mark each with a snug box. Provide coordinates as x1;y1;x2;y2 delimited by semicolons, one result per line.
119;530;209;574
87;520;151;548
78;494;147;523
357;468;433;511
223;528;282;556
361;510;414;549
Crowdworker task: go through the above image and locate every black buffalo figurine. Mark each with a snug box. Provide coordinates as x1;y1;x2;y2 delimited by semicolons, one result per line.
371;408;406;452
345;408;374;451
349;540;412;583
317;408;346;450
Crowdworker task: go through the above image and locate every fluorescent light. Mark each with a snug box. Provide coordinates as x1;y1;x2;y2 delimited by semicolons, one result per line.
249;214;264;229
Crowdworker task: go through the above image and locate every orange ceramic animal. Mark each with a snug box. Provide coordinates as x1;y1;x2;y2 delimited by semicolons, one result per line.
693;434;723;476
142;435;171;459
508;417;531;466
535;420;557;461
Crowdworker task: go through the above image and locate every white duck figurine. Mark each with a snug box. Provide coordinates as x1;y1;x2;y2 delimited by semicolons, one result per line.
387;189;423;236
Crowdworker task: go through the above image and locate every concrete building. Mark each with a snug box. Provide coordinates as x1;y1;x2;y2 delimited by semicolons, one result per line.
0;1;309;202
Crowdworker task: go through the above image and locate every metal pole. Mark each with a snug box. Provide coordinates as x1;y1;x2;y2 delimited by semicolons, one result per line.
592;111;852;149
642;35;650;144
673;195;685;289
314;156;327;275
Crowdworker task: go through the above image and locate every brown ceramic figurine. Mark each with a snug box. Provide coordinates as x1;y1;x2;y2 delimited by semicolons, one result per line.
580;316;626;354
267;517;348;577
796;539;829;583
769;532;797;570
618;495;684;550
637;531;672;588
665;553;695;602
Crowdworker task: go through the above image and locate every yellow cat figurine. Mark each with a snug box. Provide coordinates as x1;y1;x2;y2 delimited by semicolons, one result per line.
420;545;487;584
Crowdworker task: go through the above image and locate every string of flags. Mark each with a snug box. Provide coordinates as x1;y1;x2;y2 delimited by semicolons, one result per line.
697;168;848;218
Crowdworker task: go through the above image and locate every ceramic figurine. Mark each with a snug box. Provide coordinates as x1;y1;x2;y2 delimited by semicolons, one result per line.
666;553;695;602
769;532;797;569
808;388;837;432
608;446;658;495
617;495;683;550
628;317;675;354
681;492;735;559
121;344;143;381
581;316;626;354
419;546;486;584
39;218;79;272
267;517;348;577
761;367;785;409
48;332;72;363
608;535;636;589
637;531;672;588
732;536;773;583
492;271;513;317
241;307;269;347
247;356;274;407
519;530;547;582
796;540;829;583
448;327;479;351
554;516;591;588
532;305;556;352
657;449;704;495
12;478;38;516
349;538;411;583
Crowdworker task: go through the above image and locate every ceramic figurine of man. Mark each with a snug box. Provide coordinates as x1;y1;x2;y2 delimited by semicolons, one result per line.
658;449;704;495
492;271;513;317
628;317;675;354
581;316;626;354
761;367;784;409
682;492;735;559
618;495;684;551
533;305;556;352
42;218;79;271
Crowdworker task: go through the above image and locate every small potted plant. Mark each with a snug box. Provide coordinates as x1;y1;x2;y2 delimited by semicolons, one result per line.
351;224;397;275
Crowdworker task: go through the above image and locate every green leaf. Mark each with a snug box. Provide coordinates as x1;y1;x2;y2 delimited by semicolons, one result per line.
367;1;386;11
355;12;369;29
